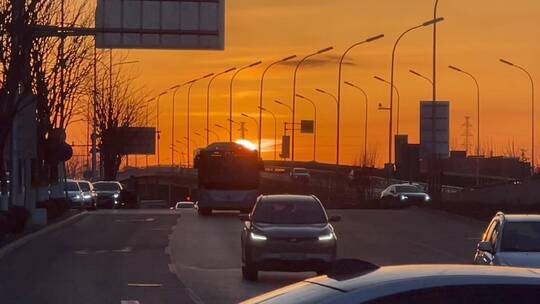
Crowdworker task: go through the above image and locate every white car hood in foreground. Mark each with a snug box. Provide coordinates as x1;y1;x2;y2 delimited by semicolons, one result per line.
497;252;540;268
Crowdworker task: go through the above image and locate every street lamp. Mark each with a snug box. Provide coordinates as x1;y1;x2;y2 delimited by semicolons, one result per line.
336;34;384;165
499;59;536;174
315;88;339;164
145;97;155;168
155;90;168;166
386;17;444;166
215;124;231;139
241;113;259;142
229;61;262;141
374;75;401;135
186;73;214;167
274;99;293;114
168;81;193;167
344;81;369;167
258;55;297;157
292;47;334;162
258;106;278;161
207;67;236;145
409;69;433;86
448;65;480;185
295;94;318;162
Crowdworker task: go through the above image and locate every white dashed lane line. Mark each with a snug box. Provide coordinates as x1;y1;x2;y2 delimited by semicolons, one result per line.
120;301;140;304
127;283;163;287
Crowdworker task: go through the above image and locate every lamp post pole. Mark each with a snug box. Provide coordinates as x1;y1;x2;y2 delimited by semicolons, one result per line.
448;65;480;185
296;94;318;162
186;73;214;167
258;55;297;157
387;18;444;165
292;47;333;162
344;81;369;167
155;91;168;166
258;107;278;161
374;76;401;134
207;67;236;145
229;61;262;142
315;88;339;164
500;59;535;175
336;34;384;165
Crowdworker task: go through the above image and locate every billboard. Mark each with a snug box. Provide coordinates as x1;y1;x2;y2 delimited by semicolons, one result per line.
113;127;156;155
420;101;450;159
300;120;314;134
280;135;290;159
95;0;224;50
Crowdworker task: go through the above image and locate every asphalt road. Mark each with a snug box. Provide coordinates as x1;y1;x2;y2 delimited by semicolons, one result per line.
0;207;485;304
170;208;485;304
0;210;191;304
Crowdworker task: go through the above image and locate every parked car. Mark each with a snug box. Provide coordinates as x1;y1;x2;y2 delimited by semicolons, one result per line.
241;262;540;304
474;212;540;268
171;201;195;210
92;181;123;209
76;180;97;210
65;179;84;208
379;183;430;207
290;168;311;183
240;194;340;281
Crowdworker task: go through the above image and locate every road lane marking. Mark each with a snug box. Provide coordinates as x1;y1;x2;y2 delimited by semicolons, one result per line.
127;283;163;287
186;287;205;304
164;246;171;255
115;218;155;223
120;301;140;304
74;247;132;255
168;263;176;273
150;228;169;231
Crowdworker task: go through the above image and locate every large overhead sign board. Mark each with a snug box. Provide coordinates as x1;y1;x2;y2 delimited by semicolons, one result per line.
420;101;450;159
95;0;224;50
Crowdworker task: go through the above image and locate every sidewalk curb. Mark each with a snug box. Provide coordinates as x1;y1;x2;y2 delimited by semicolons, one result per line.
0;210;88;259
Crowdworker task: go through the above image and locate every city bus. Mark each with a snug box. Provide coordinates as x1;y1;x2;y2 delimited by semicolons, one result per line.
193;142;263;216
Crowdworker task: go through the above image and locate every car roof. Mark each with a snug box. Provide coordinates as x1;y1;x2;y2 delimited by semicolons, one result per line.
500;214;540;222
93;181;119;184
307;264;540;293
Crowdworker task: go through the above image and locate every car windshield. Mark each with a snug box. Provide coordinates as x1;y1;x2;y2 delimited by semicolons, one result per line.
252;197;327;224
500;222;540;252
395;185;423;193
78;182;90;191
66;182;79;191
93;182;120;192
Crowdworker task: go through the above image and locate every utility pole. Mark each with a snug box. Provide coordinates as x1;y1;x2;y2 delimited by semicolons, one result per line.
239;122;247;139
462;116;473;156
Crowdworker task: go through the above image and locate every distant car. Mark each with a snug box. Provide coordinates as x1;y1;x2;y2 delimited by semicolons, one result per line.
171;201;195;210
379;183;430;207
240;194;340;281
92;181;123;209
474;212;540;268
240;263;540;304
76;180;97;210
66;179;84;208
290;168;311;183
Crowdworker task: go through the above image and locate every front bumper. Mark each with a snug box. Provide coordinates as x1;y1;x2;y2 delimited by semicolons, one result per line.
247;238;336;271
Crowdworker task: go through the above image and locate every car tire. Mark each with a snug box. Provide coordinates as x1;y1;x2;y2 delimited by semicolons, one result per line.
198;208;211;216
242;263;258;281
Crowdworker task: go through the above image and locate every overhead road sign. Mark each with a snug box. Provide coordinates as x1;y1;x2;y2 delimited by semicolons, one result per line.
420;101;450;159
95;0;225;50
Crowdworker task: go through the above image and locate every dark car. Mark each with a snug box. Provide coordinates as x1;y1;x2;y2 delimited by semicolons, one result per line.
92;181;123;209
240;194;340;281
241;263;540;304
379;183;431;207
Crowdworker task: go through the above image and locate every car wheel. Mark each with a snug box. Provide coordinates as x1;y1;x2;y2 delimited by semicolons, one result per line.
198;208;211;216
242;263;258;281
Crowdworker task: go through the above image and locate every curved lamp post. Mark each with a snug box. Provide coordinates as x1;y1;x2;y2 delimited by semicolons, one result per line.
344;81;369;167
229;61;262;141
207;67;236;145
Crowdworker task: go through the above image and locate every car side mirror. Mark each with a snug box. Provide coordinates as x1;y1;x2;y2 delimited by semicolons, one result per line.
329;215;341;222
477;241;494;253
239;214;251;222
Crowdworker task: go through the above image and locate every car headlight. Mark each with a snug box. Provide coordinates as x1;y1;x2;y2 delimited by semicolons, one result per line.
425;194;431;202
83;194;92;199
318;233;335;241
114;200;118;205
250;232;267;241
399;194;408;201
113;193;119;198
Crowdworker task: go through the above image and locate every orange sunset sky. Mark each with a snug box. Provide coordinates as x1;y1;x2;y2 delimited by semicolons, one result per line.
69;0;540;167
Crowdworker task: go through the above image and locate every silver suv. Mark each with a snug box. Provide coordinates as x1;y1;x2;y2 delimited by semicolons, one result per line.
474;212;540;268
